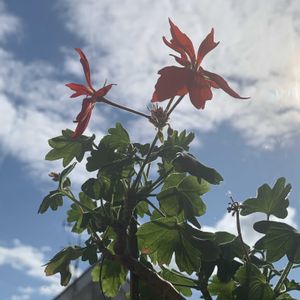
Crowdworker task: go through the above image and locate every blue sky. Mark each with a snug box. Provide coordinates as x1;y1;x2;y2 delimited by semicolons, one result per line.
1;0;300;299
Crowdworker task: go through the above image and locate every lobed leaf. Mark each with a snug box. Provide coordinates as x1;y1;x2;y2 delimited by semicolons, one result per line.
241;177;291;219
45;129;95;167
172;152;223;184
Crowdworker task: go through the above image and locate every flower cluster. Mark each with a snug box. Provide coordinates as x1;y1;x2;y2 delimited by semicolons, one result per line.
66;20;248;138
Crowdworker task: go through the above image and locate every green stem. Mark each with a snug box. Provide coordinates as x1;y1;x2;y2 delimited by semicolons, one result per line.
274;261;293;295
129;214;139;300
61;190;93;213
92;142;99;150
144;199;165;217
101;97;150;119
236;209;250;262
132;134;159;191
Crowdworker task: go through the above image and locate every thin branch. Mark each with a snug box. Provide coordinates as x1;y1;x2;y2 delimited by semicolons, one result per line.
274;261;293;295
145;199;165;217
61;190;93;213
101;97;150;119
167;95;185;117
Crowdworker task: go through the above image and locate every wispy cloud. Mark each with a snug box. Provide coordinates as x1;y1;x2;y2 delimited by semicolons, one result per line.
0;239;64;299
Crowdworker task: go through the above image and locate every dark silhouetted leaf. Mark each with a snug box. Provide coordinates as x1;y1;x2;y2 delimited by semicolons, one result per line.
173;153;223;184
38;190;63;214
234;263;274;300
44;246;83;286
254;221;300;263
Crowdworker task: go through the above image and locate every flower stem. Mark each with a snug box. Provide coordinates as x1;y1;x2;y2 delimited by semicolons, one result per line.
274;261;293;295
167;95;185;117
132;133;159;191
101;97;150;119
165;97;175;113
235;208;250;262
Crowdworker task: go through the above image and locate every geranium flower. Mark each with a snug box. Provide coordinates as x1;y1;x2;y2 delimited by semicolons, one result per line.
152;19;248;109
66;48;113;138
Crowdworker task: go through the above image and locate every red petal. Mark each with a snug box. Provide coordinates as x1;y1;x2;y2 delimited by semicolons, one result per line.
186;72;212;109
163;36;190;66
75;48;93;91
66;83;91;98
197;28;219;66
94;83;114;98
168;19;196;64
152;66;189;102
203;70;250;99
72;98;93;139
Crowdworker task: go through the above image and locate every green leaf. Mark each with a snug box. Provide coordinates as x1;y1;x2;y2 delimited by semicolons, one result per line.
81;178;102;200
220;236;250;261
67;192;96;233
136;200;150;217
45;129;95;167
59;162;76;190
38;190;63;214
101;122;130;150
157;173;208;227
82;244;98;265
254;221;300;263
44;246;83;286
208;276;235;300
160;267;194;296
234;263;274;300
172;153;223;184
86;124;134;177
216;259;242;283
137;218;219;274
276;294;297;300
91;259;128;297
241;177;291;219
153;130;194;162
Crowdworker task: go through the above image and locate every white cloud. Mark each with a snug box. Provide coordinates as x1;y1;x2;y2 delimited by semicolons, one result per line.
0;239;64;299
0;1;20;42
203;207;297;247
59;0;300;149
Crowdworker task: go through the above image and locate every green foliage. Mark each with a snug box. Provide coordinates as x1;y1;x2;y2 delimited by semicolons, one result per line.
67;192;96;233
91;259;128;297
137;217;219;274
172;152;223;184
45;129;95;167
160;267;194;296
208;276;236;300
234;263;275;300
241;177;290;219
41;120;300;300
44;246;83;286
38;190;63;214
38;163;77;214
86;123;135;177
254;221;300;263
157;173;209;227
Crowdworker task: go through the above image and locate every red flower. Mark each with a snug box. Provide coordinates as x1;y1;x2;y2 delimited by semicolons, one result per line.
152;19;248;109
66;48;113;138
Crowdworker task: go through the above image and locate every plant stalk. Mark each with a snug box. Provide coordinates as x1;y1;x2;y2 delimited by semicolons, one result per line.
101;97;150;119
274;261;293;295
236;209;250;262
